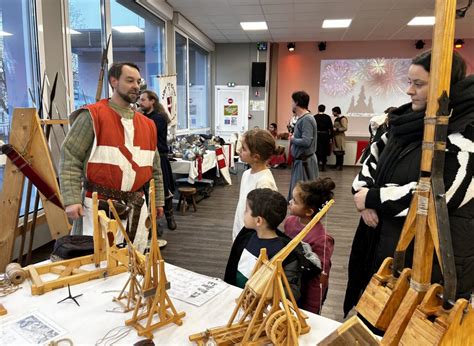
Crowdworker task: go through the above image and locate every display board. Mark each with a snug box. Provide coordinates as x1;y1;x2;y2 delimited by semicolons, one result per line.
214;85;249;140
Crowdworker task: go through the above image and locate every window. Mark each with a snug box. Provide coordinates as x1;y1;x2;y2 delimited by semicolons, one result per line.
68;0;166;109
175;32;210;132
69;0;103;108
175;32;187;130
189;40;209;129
0;0;40;207
111;0;165;91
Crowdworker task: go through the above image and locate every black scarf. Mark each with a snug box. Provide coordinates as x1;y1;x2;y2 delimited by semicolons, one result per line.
375;75;474;186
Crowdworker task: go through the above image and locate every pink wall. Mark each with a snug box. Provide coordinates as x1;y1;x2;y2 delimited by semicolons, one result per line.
275;40;474;132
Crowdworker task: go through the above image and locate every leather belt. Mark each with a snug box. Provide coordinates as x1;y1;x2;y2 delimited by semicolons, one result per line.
84;180;145;241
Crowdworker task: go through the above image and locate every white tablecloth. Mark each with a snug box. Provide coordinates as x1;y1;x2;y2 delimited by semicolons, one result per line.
170;144;234;183
1;263;340;345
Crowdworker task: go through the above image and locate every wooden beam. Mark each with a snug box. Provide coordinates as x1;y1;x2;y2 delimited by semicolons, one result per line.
0;108;70;271
40;119;69;126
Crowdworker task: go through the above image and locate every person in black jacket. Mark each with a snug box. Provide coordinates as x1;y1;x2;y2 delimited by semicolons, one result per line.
314;104;333;171
224;188;302;300
139;90;176;230
344;50;474;319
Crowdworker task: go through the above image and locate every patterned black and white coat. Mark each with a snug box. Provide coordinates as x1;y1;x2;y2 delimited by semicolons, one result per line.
351;123;474;299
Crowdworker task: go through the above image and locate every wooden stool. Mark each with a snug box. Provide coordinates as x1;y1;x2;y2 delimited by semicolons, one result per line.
177;187;197;215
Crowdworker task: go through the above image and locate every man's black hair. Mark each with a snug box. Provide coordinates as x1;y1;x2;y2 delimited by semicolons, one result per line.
318;104;326;112
247;188;287;230
291;91;310;110
332;106;341;114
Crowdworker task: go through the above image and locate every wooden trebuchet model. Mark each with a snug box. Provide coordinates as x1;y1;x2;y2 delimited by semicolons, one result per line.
189;200;334;346
25;192;129;295
320;1;474;345
109;179;185;339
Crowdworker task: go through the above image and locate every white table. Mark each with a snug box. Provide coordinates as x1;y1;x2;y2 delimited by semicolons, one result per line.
1;264;340;345
170;144;234;184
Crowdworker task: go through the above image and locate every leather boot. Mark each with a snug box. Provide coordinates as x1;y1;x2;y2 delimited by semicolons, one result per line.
165;198;177;230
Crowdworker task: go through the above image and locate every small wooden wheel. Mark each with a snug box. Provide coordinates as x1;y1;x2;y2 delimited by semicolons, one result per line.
265;310;286;339
268;311;301;345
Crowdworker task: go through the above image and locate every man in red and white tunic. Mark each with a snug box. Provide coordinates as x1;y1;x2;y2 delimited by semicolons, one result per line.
60;62;165;252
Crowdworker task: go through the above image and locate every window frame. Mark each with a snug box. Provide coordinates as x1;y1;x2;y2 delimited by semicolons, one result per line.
174;28;211;135
63;0;168;110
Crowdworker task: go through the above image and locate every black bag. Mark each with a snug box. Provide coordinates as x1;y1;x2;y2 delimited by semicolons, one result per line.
50;235;94;261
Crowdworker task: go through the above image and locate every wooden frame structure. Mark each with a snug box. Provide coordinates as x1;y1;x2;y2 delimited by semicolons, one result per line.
0;108;70;271
189;200;334;346
321;0;473;344
107;180;185;339
25;193;128;295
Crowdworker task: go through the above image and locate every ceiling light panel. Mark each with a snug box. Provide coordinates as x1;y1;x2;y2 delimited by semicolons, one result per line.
322;19;352;28
240;21;268;30
407;16;435;25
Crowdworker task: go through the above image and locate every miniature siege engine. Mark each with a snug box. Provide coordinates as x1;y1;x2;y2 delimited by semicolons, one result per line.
108;180;185;339
25;192;129;295
189;200;334;346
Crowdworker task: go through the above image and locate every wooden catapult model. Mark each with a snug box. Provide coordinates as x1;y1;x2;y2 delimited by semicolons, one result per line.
107;180;185;339
25;192;129;295
0;106;129;294
189;200;334;346
320;1;473;345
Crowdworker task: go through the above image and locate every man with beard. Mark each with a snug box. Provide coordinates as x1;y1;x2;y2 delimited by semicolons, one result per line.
59;62;164;251
288;91;318;200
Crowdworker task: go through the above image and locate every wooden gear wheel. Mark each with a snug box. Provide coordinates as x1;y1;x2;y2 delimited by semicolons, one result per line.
265;310;301;345
241;289;258;314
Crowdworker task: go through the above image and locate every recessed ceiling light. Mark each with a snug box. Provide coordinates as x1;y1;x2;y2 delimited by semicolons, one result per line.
322;19;352;28
0;30;13;37
407;16;435;26
240;22;268;31
112;25;144;33
68;29;81;35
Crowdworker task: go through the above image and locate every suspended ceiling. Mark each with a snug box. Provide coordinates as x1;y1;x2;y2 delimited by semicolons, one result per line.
166;0;474;43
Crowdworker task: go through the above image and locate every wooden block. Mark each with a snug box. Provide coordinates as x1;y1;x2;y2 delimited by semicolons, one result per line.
317;316;379;346
357;258;411;331
399;284;474;345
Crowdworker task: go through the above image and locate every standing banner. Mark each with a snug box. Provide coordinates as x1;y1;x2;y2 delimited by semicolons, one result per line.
157;75;177;128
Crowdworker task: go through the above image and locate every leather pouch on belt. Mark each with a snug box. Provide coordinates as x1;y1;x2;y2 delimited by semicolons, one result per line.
98;199;131;220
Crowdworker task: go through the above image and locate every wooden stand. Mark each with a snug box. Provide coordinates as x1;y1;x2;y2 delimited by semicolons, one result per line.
189;200;334;346
25;193;128;295
121;180;185;339
0;108;70;271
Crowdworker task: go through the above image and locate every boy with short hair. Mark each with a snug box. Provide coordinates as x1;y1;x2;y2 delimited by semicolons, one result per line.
224;188;303;299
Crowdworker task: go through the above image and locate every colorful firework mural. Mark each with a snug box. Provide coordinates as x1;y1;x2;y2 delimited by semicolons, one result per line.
320;58;411;119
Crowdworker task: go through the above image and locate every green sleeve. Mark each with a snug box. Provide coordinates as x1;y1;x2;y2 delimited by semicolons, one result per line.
59;110;94;206
153;151;165;207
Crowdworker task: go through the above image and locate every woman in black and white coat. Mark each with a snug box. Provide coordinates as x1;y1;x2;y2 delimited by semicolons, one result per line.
343;50;474;317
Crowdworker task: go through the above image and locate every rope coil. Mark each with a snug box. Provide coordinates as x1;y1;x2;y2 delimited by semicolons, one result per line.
5;262;27;285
